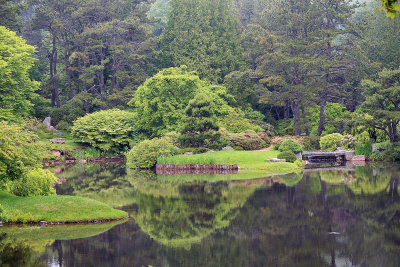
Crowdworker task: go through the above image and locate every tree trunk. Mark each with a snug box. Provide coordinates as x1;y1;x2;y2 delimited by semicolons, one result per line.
292;101;301;135
50;33;60;108
99;49;106;100
317;90;327;136
284;100;291;119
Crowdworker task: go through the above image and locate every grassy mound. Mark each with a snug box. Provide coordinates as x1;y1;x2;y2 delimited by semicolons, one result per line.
0;191;127;223
158;150;300;173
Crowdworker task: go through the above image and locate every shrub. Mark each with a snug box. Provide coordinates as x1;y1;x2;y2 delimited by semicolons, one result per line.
370;151;384;161
294;159;306;168
271;137;286;150
279;139;303;154
376;141;392;152
355;141;373;157
277;151;297;163
382;143;400;162
0;204;7;222
127;137;178;169
341;134;357;149
0;121;44;182
320;133;343;151
302;136;320;151
72;109;136;153
228;132;266;150
257;132;271;146
56;120;72;132
10;168;58;197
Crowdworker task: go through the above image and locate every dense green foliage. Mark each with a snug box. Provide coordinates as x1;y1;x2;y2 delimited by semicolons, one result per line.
72;109;136;153
159;0;245;83
0;26;39;122
278;139;303;154
277;151;297;163
131;66;258;137
127;137;178;169
302;136;321;151
178;93;221;148
0;121;43;182
360;68;400;143
0;204;7;222
9;168;58;197
227;132;266;150
320;133;344;151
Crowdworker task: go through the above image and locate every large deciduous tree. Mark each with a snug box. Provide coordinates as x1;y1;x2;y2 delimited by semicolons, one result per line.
0;26;39;121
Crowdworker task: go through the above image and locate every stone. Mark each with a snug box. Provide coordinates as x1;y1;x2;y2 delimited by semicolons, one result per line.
51;150;61;157
372;144;378;153
344;151;355;161
50;138;66;144
47;126;57;132
207;150;217;153
80;159;87;164
184;152;194;155
54;132;63;136
296;152;302;159
43;117;51;127
269;158;286;163
352;155;366;162
222;146;235;151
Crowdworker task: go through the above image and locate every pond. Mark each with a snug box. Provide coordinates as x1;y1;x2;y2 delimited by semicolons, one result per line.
1;163;400;266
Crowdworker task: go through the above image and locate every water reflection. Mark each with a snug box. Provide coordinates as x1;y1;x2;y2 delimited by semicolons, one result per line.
0;163;400;266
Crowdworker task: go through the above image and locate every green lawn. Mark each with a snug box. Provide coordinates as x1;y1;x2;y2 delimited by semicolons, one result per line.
0;191;128;223
158;150;300;171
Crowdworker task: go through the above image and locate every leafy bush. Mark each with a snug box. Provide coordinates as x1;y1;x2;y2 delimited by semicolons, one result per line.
228;132;266;150
277;151;297;163
271;137;286;150
0;204;7;222
279;139;303;154
72;109;136;153
382;143;400;162
0;121;44;182
355;141;373;157
302;136;320;151
370;151;384;161
341;135;357;149
127;137;178;169
10;168;58;197
294;159;306;168
376;141;392;152
56;120;72;132
257;132;271;146
320;133;343;151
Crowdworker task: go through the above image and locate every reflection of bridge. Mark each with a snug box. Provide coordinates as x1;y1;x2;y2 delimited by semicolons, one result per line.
303;151;355;166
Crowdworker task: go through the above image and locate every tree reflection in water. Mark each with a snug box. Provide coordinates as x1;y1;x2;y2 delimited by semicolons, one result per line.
1;163;400;266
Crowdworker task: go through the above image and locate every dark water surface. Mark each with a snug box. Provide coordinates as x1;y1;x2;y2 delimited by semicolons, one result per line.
1;163;400;266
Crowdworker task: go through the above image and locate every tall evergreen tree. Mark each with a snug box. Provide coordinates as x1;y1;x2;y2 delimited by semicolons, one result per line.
159;0;245;83
178;93;221;148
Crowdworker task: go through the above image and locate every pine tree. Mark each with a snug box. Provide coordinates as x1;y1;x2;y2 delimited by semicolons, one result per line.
178;93;221;148
159;0;245;83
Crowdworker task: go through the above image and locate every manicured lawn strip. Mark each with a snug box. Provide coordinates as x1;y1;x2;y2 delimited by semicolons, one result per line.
0;191;127;223
158;150;292;170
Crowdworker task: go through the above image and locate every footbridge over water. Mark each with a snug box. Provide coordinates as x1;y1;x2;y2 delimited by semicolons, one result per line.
302;151;355;165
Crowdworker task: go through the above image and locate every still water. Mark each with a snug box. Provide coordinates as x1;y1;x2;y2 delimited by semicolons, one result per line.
1;163;400;266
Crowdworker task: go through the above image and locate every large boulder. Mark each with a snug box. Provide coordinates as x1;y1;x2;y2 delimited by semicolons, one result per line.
43;117;51;127
269;158;286;163
352;155;366;162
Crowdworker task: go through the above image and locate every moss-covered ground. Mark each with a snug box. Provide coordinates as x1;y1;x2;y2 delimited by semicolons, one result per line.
0;191;127;223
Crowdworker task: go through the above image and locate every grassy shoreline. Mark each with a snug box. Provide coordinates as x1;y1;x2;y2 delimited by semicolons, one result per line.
158;150;302;170
0;191;128;224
